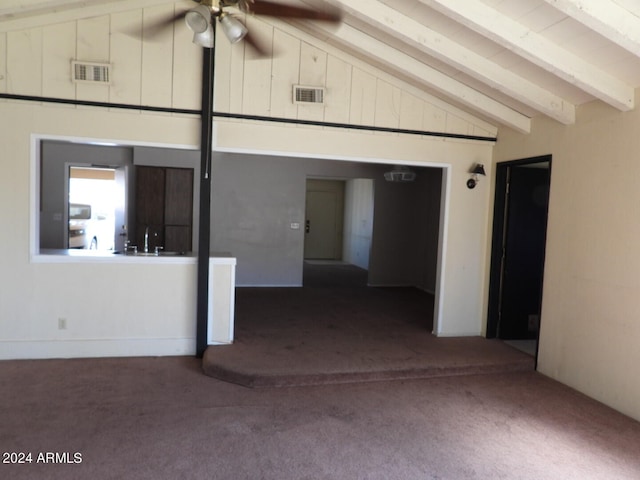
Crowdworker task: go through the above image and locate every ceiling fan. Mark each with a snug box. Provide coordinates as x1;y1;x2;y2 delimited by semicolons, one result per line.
181;0;342;49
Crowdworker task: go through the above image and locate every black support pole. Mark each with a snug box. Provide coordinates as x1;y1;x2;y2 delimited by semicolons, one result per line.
195;42;215;358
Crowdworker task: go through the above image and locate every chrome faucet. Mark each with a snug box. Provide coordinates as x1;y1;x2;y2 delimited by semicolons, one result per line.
144;226;151;253
144;226;162;255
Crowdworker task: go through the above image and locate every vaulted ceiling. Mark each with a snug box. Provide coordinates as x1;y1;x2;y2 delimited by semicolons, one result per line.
3;0;640;134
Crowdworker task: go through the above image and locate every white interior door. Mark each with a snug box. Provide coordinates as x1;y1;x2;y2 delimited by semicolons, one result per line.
304;180;345;260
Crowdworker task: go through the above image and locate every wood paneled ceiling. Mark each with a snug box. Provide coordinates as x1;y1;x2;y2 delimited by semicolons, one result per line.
3;0;640;134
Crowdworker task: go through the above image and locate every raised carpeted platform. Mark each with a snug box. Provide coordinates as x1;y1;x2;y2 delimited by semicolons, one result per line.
203;264;534;387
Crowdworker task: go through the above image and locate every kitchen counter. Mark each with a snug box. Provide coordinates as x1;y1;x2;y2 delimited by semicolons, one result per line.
34;249;235;265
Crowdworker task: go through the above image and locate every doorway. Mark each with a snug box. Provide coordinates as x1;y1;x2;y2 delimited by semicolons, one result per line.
487;156;551;360
304;179;345;260
68;166;124;251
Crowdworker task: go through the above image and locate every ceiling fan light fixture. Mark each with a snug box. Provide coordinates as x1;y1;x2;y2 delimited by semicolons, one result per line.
384;166;416;182
219;13;248;43
192;24;215;48
185;4;212;34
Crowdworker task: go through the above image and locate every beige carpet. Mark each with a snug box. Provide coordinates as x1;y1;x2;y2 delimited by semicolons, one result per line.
2;356;640;479
204;264;534;387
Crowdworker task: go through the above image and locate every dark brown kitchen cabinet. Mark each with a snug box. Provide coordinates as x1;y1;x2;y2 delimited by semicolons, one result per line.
135;166;193;253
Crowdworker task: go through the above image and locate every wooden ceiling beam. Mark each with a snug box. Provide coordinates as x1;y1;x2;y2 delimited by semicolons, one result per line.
303;21;531;133
326;0;574;125
544;0;640;58
422;0;635;111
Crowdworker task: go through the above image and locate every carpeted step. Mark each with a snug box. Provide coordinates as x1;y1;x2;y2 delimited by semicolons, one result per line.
202;342;535;388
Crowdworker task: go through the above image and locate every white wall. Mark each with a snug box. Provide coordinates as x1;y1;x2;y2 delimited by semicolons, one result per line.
210;153;310;286
0;102;201;360
343;179;374;270
0;2;497;141
494;99;640;421
210;153;403;286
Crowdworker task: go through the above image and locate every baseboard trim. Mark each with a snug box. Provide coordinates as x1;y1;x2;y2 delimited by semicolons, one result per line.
0;338;196;360
435;332;483;338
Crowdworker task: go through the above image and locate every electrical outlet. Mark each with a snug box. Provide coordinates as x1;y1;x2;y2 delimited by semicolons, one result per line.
58;318;67;330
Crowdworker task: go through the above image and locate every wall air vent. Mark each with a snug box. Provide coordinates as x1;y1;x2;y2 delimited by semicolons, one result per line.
293;85;325;105
72;61;111;84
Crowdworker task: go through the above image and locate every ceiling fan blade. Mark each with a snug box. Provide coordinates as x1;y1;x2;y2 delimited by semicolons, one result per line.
121;11;187;41
144;11;187;39
243;30;272;57
248;0;342;22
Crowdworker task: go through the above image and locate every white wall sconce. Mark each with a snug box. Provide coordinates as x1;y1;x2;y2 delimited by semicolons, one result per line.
467;163;486;189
